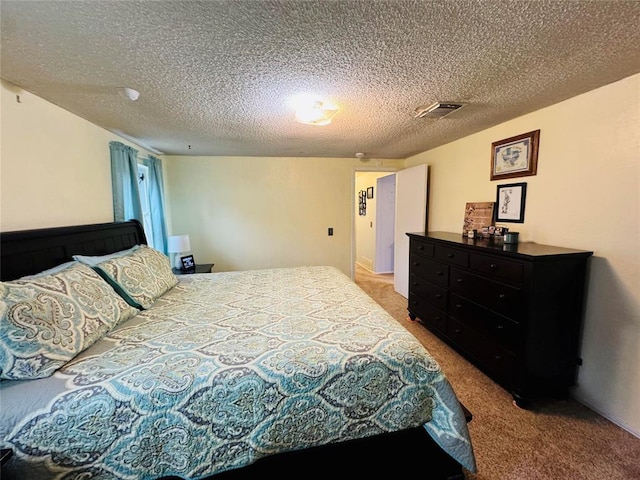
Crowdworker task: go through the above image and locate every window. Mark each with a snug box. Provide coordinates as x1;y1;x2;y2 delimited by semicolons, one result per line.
137;163;155;247
110;141;168;254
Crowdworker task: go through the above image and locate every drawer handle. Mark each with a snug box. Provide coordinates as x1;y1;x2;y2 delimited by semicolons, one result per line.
494;355;503;361
455;304;462;309
436;271;444;276
435;316;442;321
418;245;424;250
496;324;504;330
454;328;462;334
447;253;455;258
490;263;497;269
413;262;420;267
456;278;464;283
498;293;506;299
435;294;442;298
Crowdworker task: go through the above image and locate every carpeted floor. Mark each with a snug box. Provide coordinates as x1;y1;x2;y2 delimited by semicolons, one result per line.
354;264;640;480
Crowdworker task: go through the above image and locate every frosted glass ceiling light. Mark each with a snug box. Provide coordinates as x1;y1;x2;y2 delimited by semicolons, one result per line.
293;98;338;126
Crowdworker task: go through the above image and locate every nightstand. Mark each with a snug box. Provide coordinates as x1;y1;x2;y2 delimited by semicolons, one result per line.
173;263;214;275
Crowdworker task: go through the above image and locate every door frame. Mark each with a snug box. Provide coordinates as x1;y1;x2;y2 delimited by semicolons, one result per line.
350;166;398;280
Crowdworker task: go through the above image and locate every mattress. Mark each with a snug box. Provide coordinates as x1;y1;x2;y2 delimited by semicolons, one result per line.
0;266;475;479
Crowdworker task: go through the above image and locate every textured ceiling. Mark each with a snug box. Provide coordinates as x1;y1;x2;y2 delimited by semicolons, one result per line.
2;0;639;159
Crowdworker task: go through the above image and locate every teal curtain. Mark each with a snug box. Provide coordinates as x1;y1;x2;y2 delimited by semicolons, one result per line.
109;141;143;223
143;155;169;254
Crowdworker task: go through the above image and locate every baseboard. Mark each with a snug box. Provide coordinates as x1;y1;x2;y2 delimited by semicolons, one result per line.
355;261;373;272
355;262;394;276
572;393;640;439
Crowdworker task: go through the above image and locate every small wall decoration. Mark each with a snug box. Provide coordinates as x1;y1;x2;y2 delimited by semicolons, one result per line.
495;182;527;223
366;186;374;199
358;190;367;216
490;129;540;180
181;254;196;271
462;202;495;236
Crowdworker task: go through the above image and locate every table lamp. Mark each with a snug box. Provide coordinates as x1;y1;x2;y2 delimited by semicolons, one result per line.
167;234;191;270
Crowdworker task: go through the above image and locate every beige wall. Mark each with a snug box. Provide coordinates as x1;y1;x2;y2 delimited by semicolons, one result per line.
405;74;640;436
0;80;153;231
163;156;402;276
2;70;638;438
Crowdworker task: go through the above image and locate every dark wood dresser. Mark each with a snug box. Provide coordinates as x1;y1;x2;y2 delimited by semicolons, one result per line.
407;231;592;408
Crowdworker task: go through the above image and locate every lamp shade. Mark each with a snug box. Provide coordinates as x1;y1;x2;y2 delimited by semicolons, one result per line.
167;235;191;253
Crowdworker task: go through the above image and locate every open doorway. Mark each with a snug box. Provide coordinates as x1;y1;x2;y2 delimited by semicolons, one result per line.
353;170;397;278
352;165;429;298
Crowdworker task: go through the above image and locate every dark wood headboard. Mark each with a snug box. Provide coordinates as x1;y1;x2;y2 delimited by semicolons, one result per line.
0;220;147;281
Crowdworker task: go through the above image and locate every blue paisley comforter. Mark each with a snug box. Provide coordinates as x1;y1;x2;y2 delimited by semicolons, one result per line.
0;266;476;479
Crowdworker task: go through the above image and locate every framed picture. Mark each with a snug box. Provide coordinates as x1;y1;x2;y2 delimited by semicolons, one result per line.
495;182;527;223
181;254;195;271
462;201;495;235
366;186;374;199
358;190;367;216
490;129;540;180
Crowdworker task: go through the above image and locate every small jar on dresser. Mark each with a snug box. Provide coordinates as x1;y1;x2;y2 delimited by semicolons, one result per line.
406;231;593;409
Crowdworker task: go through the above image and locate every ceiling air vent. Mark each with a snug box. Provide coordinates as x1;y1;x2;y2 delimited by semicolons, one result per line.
414;102;464;119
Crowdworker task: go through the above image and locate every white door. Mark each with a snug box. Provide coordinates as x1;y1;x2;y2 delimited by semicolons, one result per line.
394;164;429;298
374;174;396;273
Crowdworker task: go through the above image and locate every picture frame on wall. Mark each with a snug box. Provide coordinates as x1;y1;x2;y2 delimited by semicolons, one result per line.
495;182;527;223
366;186;374;199
490;129;540;181
358;190;367;216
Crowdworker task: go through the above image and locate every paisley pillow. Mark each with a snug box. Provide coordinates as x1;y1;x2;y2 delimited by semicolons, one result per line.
72;245;139;267
76;244;178;309
0;262;139;380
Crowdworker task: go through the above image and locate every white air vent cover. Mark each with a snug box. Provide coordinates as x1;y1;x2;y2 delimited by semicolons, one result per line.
414;102;465;119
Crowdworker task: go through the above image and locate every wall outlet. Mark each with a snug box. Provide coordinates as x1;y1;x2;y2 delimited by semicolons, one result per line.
328;227;333;236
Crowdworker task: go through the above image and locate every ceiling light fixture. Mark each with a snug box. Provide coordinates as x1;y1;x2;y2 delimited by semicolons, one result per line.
118;87;140;101
293;99;338;126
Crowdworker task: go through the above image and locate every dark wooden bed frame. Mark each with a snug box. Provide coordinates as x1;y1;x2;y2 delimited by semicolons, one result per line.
0;220;471;480
0;220;147;281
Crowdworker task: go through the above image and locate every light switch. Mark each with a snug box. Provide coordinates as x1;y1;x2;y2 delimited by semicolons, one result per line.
328;227;333;236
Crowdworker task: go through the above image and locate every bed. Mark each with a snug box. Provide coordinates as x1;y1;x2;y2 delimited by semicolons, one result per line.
0;220;476;480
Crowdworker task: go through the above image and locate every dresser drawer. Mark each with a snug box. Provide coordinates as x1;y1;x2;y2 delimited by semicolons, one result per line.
409;274;448;311
408;293;447;333
408;231;593;406
447;317;516;385
448;293;521;350
470;254;524;285
409;255;449;286
435;245;469;268
410;240;434;258
450;268;522;320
